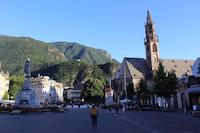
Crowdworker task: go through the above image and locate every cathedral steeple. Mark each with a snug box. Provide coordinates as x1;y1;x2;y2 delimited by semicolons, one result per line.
144;10;160;75
146;10;153;25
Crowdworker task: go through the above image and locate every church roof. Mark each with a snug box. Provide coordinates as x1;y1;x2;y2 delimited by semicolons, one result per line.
116;58;195;80
124;58;150;79
161;59;194;77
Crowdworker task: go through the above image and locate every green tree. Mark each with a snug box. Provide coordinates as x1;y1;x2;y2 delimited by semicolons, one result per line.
166;71;177;98
8;75;24;99
81;78;104;104
154;63;178;108
153;62;167;97
2;91;9;100
165;70;177;107
137;79;151;104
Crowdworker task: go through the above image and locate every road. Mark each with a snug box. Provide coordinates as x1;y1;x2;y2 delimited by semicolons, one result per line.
0;108;199;133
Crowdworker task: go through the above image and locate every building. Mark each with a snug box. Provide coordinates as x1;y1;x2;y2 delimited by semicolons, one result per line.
65;74;85;103
0;70;9;100
112;11;194;105
192;57;200;77
104;84;114;106
176;58;200;110
67;89;81;103
30;75;64;105
50;80;64;102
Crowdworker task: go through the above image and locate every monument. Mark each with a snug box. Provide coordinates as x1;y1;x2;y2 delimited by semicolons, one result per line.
14;58;40;109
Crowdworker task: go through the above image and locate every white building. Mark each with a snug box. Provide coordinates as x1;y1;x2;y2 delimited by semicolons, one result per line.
30;76;63;105
104;85;113;106
0;71;9;100
192;57;200;77
67;89;81;102
51;80;64;102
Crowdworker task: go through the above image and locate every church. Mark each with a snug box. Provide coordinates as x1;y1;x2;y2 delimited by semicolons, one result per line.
112;11;194;99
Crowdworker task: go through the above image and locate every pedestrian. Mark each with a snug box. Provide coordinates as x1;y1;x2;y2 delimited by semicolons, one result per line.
90;105;98;128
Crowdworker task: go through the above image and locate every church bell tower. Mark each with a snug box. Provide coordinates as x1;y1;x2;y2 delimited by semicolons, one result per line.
144;10;160;75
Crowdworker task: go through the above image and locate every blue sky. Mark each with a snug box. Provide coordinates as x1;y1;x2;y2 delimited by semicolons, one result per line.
0;0;199;62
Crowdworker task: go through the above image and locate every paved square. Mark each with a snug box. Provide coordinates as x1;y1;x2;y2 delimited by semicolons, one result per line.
0;109;199;133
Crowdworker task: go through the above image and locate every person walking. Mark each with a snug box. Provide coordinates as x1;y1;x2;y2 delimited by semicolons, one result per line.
90;105;98;128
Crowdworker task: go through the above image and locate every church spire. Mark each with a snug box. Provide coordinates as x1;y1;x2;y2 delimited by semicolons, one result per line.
147;10;153;25
144;10;160;76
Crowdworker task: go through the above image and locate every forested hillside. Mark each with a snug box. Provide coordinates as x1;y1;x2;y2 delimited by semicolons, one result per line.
0;35;117;74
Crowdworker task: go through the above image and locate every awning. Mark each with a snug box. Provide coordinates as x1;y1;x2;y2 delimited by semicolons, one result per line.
186;87;200;93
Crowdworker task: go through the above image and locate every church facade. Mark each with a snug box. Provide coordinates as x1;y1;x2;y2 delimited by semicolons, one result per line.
112;11;194;102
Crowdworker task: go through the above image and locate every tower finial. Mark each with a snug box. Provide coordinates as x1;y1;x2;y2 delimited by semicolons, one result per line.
147;10;153;24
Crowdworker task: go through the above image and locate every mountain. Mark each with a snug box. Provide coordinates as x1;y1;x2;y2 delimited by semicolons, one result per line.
0;35;66;74
50;42;114;64
0;35;117;74
31;61;118;86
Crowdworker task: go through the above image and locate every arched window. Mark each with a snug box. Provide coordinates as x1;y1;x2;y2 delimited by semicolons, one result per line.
153;43;157;52
154;53;158;63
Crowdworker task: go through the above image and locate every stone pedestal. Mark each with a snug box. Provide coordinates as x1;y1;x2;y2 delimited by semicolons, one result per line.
15;79;40;109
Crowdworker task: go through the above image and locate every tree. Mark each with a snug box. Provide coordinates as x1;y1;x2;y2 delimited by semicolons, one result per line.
153;63;178;108
153;62;167;97
166;71;177;98
136;79;151;105
165;70;177;107
2;91;9;100
81;78;104;104
8;75;24;99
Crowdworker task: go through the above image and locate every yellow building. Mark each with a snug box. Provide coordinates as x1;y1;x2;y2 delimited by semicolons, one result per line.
0;71;9;100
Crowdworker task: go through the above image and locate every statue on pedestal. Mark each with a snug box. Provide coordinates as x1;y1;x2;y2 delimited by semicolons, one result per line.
24;58;31;77
14;58;40;109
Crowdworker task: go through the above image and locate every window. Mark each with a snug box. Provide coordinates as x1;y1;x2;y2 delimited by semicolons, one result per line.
153;43;157;52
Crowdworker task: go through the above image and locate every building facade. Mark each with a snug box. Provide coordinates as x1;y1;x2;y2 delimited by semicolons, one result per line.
112;11;194;106
0;71;9;100
104;84;114;106
67;89;81;103
176;58;200;110
30;75;63;105
192;57;200;77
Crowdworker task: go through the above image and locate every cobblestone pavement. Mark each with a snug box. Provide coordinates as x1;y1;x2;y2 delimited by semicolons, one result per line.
0;108;199;133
